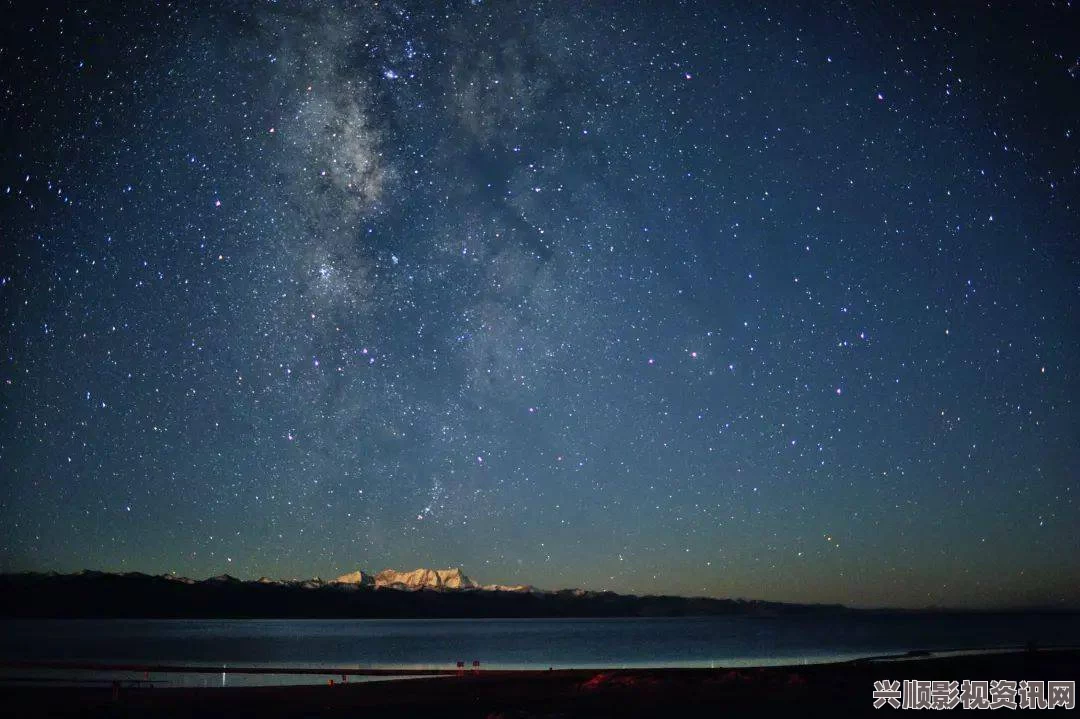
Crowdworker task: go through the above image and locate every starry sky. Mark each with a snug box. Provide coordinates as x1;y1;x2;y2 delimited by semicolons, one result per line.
1;0;1078;610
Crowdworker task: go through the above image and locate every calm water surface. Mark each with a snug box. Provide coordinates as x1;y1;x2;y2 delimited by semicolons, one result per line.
3;614;1078;672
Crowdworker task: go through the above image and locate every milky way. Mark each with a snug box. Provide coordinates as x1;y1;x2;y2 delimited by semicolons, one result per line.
1;1;1077;608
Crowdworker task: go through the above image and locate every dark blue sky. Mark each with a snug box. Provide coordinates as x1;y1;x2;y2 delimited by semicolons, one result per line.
2;0;1077;608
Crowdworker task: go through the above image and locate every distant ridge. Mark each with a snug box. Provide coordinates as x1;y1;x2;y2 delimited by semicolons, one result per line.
330;570;375;587
373;567;478;590
0;569;856;619
330;566;536;593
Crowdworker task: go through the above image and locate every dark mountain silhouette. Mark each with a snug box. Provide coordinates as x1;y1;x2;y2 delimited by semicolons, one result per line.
0;571;854;619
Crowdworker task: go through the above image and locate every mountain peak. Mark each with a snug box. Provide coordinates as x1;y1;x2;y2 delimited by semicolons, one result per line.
206;573;240;583
331;570;375;586
374;567;479;590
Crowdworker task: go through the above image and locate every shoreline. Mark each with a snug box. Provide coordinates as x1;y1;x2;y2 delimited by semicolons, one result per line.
2;648;1076;717
2;643;1077;675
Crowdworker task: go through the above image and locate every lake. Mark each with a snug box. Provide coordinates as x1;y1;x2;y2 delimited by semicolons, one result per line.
2;614;1078;686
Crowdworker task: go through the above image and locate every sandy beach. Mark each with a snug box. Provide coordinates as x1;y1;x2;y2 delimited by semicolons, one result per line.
2;649;1076;717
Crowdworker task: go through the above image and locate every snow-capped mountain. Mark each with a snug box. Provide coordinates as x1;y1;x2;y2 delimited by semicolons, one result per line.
330;570;375;587
60;567;534;594
374;567;479;590
480;583;536;593
330;567;538;592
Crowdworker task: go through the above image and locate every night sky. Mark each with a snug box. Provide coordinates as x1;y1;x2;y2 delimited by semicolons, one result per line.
1;1;1078;609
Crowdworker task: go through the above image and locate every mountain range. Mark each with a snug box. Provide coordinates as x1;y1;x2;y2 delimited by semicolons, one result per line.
150;566;532;593
0;567;853;619
327;566;532;593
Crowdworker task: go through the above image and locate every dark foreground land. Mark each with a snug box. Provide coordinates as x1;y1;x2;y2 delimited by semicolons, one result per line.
2;650;1078;718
